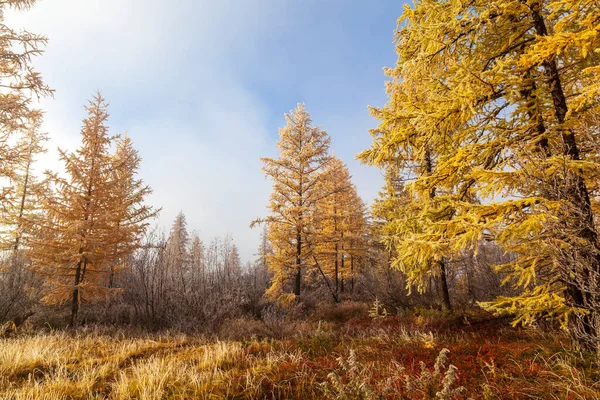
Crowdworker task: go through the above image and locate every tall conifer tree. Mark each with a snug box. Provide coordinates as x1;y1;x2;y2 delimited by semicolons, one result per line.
106;135;158;288
253;104;332;304
361;0;600;348
314;157;368;302
0;0;52;206
30;94;155;327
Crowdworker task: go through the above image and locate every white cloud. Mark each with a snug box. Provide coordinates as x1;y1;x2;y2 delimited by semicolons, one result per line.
6;0;385;260
5;0;285;259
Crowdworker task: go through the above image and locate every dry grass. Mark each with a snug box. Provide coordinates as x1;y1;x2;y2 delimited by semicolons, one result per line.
1;313;599;399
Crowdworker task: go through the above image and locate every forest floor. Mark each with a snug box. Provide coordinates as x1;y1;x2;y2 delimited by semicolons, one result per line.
1;306;599;399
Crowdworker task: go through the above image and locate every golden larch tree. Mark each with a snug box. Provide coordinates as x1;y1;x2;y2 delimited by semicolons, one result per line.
106;135;159;288
0;0;52;206
359;82;457;310
0;119;47;322
253;104;332;304
30;94;153;327
314;157;368;302
2;119;47;252
361;0;600;349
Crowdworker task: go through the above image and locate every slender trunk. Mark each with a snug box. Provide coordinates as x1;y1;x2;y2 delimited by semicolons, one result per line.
350;255;355;295
295;161;304;298
314;256;339;303
70;259;83;328
340;249;345;295
109;221;121;289
13;150;32;251
425;148;452;311
438;259;452;311
144;274;151;320
80;258;89;283
340;235;345;295
294;230;301;296
70;134;98;329
334;203;340;299
109;265;115;289
519;71;550;156
334;243;339;299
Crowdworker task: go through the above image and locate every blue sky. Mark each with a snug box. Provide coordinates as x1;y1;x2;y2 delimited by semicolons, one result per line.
9;0;406;261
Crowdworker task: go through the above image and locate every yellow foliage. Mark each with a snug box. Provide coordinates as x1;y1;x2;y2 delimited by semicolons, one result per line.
361;0;600;340
255;104;333;302
28;94;156;326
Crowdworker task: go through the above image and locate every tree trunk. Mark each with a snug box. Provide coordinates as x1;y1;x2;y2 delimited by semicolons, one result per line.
13;150;32;251
334;242;339;299
438;259;452;311
108;265;115;289
424;148;452;312
294;231;302;296
530;3;599;349
350;255;355;295
314;256;339;303
70;260;83;328
340;242;345;295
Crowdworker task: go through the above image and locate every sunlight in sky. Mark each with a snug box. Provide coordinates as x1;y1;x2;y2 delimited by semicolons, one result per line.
7;0;404;261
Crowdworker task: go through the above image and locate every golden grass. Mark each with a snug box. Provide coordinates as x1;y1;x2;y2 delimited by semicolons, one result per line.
1;318;599;399
0;330;312;399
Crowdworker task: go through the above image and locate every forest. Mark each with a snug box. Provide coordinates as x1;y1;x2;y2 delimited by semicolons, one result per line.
1;0;600;398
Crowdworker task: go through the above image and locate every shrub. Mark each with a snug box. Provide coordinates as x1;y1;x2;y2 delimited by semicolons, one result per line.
314;301;369;324
322;348;469;400
218;317;270;340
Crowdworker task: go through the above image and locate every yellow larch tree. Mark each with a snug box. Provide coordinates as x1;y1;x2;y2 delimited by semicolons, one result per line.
252;104;332;304
29;94;153;327
0;0;52;320
1;119;47;252
314;157;368;302
359;81;458;311
361;0;600;349
0;0;52;206
369;160;412;291
371;161;407;246
106;135;159;288
343;185;369;296
0;119;46;322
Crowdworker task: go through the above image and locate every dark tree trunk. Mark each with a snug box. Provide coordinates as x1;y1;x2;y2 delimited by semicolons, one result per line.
13;151;32;251
438;259;452;311
424;148;452;312
108;265;115;289
340;246;345;295
530;3;599;348
70;261;82;328
334;242;339;299
350;255;355;295
294;231;302;296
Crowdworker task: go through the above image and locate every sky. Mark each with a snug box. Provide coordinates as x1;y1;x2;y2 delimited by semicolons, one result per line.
8;0;406;262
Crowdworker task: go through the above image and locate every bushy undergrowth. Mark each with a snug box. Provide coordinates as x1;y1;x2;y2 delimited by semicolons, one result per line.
1;306;599;399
